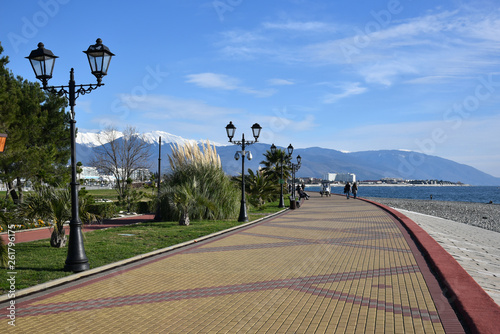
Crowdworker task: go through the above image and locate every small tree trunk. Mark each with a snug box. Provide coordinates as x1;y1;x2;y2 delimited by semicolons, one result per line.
16;177;24;204
7;181;19;204
50;226;67;248
179;210;190;226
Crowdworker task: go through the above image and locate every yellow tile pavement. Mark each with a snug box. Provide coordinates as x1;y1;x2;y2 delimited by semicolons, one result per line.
2;195;461;333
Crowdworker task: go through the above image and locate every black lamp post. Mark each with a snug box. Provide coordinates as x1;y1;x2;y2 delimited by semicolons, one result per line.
27;39;114;273
270;143;292;208
155;136;162;221
226;121;262;222
0;133;7;153
287;144;301;201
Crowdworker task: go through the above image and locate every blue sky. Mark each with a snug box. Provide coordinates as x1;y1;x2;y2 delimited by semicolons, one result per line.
1;0;500;177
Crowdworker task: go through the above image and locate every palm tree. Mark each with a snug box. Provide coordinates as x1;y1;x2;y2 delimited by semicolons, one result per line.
260;148;292;199
242;169;276;208
173;182;194;226
21;185;70;248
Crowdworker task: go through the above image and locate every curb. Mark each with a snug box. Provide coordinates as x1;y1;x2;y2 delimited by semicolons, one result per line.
361;197;500;334
0;208;289;303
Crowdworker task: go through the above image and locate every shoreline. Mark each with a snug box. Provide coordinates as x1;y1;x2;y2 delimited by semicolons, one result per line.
306;183;471;187
364;197;500;233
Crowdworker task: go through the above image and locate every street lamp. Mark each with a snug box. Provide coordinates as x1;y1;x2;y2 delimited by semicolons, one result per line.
27;39;114;273
0;133;7;153
270;143;292;208
155;136;162;221
287;144;302;204
225;121;262;222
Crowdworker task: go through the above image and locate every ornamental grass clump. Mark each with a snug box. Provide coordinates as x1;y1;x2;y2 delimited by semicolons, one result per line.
158;141;239;225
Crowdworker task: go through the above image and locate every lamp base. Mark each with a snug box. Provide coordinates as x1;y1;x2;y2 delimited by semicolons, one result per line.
64;262;90;273
238;201;249;222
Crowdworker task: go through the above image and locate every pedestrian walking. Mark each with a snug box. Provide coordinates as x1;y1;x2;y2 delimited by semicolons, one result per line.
344;182;351;199
352;182;358;199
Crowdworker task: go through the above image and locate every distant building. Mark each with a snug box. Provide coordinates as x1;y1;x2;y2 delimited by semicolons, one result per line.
380;177;403;184
323;173;356;183
80;166;113;183
130;168;151;181
80;166;101;181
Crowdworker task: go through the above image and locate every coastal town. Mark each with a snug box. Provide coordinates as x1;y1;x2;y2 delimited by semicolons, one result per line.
299;173;468;187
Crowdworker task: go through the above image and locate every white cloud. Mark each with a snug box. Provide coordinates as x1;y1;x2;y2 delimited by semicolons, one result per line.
186;72;275;97
186;73;240;90
216;8;498;88
117;94;238;120
323;82;368;103
268;78;295;86
262;21;337;32
220;30;269;44
359;61;418;86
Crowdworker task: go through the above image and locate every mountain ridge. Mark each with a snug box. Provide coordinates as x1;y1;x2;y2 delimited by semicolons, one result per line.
75;131;500;185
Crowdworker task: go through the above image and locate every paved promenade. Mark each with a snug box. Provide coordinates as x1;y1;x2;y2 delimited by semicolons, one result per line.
2;195;498;333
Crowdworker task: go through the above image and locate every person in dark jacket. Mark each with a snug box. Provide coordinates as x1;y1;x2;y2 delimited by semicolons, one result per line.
344;182;351;199
352;182;358;199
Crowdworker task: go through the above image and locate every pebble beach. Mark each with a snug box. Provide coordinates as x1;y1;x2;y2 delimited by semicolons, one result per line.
365;197;500;233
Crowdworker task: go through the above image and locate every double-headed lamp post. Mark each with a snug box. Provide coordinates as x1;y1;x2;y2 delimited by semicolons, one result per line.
27;39;114;273
287;144;302;201
270;143;293;208
226;121;262;222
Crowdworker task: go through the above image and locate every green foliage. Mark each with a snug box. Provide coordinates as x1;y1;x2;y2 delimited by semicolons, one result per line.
78;187;99;224
118;178;146;213
0;43;71;203
0;197;16;212
20;185;70;247
260;148;292;201
16;185;101;247
87;202;118;220
136;201;152;214
158;141;239;222
240;169;277;209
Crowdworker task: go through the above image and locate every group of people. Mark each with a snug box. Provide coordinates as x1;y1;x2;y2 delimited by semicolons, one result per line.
293;182;358;200
343;181;358;199
296;184;310;200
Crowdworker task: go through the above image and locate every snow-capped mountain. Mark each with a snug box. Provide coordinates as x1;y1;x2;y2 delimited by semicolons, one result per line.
74;130;500;185
76;130;223;147
76;131;121;147
141;131;199;146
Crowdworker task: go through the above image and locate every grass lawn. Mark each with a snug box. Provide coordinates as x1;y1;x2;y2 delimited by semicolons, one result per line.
85;188;120;201
0;199;289;294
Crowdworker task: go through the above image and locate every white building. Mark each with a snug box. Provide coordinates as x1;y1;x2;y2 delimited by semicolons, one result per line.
80;166;114;183
80;166;101;181
130;168;151;181
323;173;356;183
80;166;151;183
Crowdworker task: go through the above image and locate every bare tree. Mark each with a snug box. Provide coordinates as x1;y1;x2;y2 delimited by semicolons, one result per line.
91;126;152;200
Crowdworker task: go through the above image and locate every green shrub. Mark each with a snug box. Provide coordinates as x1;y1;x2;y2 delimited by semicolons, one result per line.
159;141;239;223
136;201;152;214
88;202;117;220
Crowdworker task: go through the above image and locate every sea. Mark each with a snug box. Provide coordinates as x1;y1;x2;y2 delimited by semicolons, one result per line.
304;185;500;204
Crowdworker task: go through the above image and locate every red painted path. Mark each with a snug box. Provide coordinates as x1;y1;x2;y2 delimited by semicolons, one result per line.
0;214;155;244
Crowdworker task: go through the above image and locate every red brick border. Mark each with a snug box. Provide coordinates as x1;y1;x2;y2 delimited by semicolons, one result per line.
362;198;500;334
